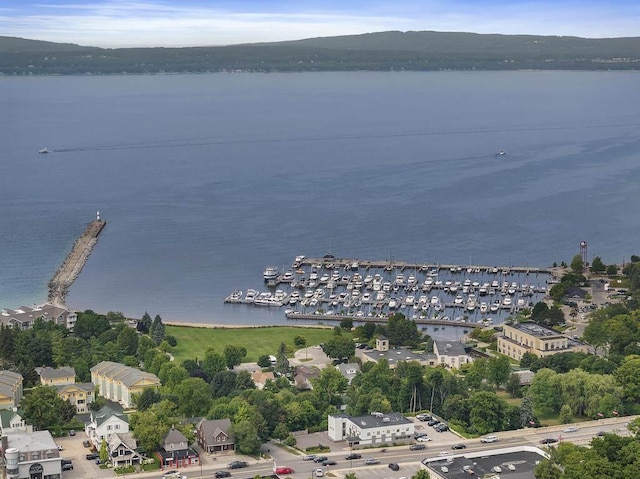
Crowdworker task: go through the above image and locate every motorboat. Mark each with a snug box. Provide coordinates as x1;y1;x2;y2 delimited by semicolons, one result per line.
263;266;279;281
38;147;50;154
497;150;507;156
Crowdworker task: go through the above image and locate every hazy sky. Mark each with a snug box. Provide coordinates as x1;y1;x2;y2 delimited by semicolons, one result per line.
2;0;639;48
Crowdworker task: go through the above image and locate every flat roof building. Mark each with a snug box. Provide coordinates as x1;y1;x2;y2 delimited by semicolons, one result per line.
328;412;414;447
497;321;588;361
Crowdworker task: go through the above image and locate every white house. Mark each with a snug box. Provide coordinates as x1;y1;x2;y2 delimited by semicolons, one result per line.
328;412;414;446
433;340;474;369
85;405;130;449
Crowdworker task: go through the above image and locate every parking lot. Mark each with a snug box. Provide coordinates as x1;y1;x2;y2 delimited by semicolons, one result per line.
55;433;107;479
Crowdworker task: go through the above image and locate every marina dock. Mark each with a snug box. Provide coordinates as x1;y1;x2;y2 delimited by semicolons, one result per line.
224;255;554;327
48;216;106;306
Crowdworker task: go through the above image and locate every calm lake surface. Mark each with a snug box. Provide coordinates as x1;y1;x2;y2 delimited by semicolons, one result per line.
1;71;640;333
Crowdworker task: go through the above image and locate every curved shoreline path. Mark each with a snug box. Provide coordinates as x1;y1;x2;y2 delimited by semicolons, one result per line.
48;216;106;307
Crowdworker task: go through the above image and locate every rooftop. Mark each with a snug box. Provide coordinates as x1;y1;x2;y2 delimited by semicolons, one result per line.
334;412;412;429
507;321;564;339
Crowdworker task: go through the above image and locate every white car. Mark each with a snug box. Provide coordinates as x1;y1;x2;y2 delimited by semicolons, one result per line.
417;436;432;442
564;426;579;433
480;435;499;443
315;468;324;477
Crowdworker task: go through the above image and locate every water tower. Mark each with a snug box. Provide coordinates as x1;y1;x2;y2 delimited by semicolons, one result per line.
580;241;588;266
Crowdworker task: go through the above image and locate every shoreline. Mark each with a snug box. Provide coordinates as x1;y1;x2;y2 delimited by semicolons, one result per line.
164;320;335;330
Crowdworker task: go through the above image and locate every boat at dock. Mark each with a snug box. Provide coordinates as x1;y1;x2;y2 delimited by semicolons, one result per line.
263;266;279;281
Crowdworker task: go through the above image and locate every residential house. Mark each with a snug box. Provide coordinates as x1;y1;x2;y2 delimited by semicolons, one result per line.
195;418;234;453
37;366;76;386
0;304;77;330
293;365;319;390
1;430;62;479
85;405;129;449
335;363;360;384
251;371;274;390
108;432;142;468
433;340;474;369
0;409;29;434
0;370;23;410
91;361;161;409
328;412;414;446
360;348;435;369
497;321;589;361
157;428;199;469
56;383;95;414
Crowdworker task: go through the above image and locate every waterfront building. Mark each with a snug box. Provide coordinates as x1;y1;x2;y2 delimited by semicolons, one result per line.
0;304;77;330
497;322;588;361
90;361;160;409
328;412;414;446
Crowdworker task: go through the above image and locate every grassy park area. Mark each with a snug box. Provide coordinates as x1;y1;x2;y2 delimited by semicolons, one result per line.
166;324;351;363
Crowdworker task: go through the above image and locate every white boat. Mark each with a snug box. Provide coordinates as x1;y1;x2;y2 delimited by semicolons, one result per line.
480;302;488;314
388;298;398;309
454;295;464;305
466;294;477;311
263;266;279;281
497;150;507;156
38;147;50;154
503;295;513;306
490;300;500;312
245;289;259;301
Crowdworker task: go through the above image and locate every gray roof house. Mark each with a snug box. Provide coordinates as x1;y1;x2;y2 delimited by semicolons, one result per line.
108;432;142;467
196;418;234;454
0;370;24;409
0;304;77;330
335;363;360;384
91;361;160;408
36;366;76;386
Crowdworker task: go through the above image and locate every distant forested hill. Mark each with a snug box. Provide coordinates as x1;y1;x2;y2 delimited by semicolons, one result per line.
1;31;639;75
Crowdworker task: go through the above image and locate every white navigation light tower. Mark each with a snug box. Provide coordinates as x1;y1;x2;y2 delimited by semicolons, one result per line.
96;211;100;221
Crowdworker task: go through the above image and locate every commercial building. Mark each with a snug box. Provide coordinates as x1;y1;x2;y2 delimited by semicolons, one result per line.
497;322;588;361
328;412;414;447
1;430;62;479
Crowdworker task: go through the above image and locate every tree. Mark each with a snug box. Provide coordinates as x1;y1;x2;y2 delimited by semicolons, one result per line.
117;326;139;357
488;356;511;388
223;345;247;370
21;386;68;430
275;342;291;375
138;312;152;333
614;356;640;403
322;335;355;361
294;335;307;349
506;373;522;398
411;471;432;479
272;422;289;442
202;348;226;378
257;355;272;368
99;438;109;464
130;408;166;453
590;256;606;273
150;315;165;345
232;420;262;455
571;254;585;275
533;459;562;479
549;283;566;303
339;318;353;330
385;313;421;346
311;366;348;406
174;377;213;417
136;387;161;411
606;264;618;276
559;404;573;424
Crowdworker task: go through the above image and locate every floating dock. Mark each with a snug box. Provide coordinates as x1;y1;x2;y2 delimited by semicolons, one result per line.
48;215;106;306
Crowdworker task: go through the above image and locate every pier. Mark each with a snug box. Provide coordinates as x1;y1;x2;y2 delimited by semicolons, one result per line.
48;215;106;306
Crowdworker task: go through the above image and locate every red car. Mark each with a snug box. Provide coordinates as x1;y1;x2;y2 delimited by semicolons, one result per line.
275;466;294;475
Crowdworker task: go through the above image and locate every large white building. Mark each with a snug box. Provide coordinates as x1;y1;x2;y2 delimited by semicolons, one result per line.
328;412;414;447
1;430;62;479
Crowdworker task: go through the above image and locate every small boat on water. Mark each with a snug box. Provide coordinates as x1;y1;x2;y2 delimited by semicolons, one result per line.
497;150;507;156
39;147;50;154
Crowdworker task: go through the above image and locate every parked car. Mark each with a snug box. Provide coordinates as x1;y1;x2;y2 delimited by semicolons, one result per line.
364;458;380;465
414;432;429;439
435;424;449;432
62;463;73;471
451;444;467;450
322;460;337;466
57;445;64;451
388;463;400;471
417;436;432;442
214;472;231;478
95;458;103;465
86;453;99;460
345;453;362;460
313;456;328;464
82;440;91;448
409;444;426;451
275;467;294;475
427;419;440;426
302;455;317;461
227;461;247;469
68;430;76;436
61;459;73;466
416;414;432;422
315;469;324;477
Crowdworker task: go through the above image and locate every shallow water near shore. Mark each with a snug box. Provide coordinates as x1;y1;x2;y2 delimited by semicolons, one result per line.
1;71;640;337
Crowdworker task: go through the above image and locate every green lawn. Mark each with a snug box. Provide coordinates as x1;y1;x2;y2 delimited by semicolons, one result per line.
166;325;349;363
